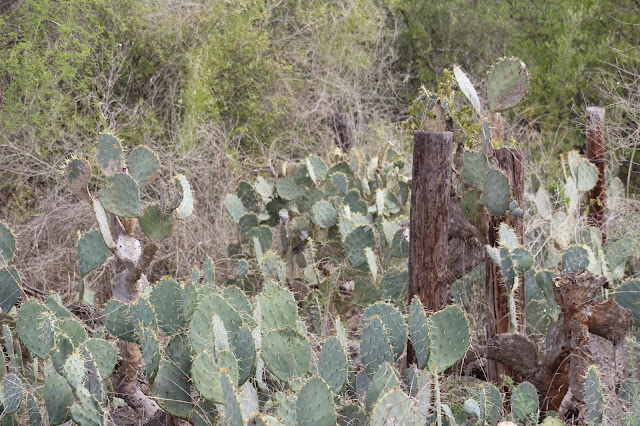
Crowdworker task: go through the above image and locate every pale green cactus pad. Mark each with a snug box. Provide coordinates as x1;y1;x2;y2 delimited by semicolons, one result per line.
487;57;529;112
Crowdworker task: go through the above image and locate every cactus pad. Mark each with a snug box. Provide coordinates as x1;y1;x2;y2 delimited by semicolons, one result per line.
190;292;242;353
475;382;503;426
77;230;112;276
0;266;21;312
151;360;192;419
487;57;529;112
82;338;117;380
193;349;239;403
98;172;141;217
365;363;399;413
296;376;336;425
480;168;511;216
257;281;298;331
44;370;74;425
127;146;159;187
511;381;538;424
427;304;470;373
103;299;137;342
0;223;16;268
312;201;339;229
576;159;598;192
17;299;55;359
615;279;640;326
317;336;348;394
150;278;186;334
462;151;491;189
129;327;157;381
2;373;22;413
360;316;394;377
585;365;603;426
220;369;244;425
360;302;406;360
139;205;175;241
225;194;246;223
64;157;91;197
262;325;312;383
453;65;482;115
370;387;420;426
408;297;430;369
96;133;123;176
276;177;303;201
307;155;328;185
344;225;376;267
562;245;590;273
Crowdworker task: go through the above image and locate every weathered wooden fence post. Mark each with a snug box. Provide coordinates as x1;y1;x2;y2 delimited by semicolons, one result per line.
408;131;453;311
585;107;606;240
485;114;527;384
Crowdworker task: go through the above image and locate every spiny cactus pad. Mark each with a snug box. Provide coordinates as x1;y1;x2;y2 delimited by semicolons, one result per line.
511;381;538;424
77;230;112;276
82;338;117;380
562;245;590;273
427;304;470;374
317;336;348;394
174;175;194;220
103;299;137;342
360;302;407;360
312;201;339;229
0;266;21;312
615;279;640;326
480;168;511;216
365;363;399;413
0;222;16;268
16;298;55;359
276;178;303;201
262;325;312;383
462;151;491;189
127;146;159;188
138;326;160;383
149;278;186;334
370;387;420;426
408;297;430;369
487;57;529;112
475;382;503;426
44;370;74;425
139;205;175;241
344;225;376;267
585;365;604;426
151;360;192;419
296;376;336;426
98;172;141;217
192;349;239;403
96;133;123;176
65;157;92;197
257;281;298;331
190;292;243;353
360;316;394;377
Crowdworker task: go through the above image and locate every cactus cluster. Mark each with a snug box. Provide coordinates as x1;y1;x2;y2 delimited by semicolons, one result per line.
224;149;411;310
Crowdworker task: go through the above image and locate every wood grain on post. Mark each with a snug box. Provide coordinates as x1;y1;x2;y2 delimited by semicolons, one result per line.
586;107;606;239
408;131;452;312
485;114;527;384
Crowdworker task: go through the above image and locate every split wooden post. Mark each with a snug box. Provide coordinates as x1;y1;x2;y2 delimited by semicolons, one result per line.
408;131;453;312
485;114;527;384
586;107;607;240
